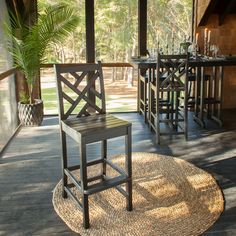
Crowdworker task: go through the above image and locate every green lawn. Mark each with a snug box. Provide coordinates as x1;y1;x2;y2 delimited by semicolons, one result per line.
42;86;137;115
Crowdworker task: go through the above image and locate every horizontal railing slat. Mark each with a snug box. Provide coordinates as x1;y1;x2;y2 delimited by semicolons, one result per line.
41;62;133;68
0;68;17;81
0;62;133;81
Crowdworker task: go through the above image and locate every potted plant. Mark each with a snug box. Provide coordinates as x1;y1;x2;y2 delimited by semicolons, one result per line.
6;3;79;126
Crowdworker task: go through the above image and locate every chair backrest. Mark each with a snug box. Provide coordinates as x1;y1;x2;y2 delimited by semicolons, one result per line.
156;54;189;91
54;61;106;120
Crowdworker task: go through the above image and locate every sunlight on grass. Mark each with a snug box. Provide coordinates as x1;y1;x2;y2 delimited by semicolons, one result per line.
41;75;137;115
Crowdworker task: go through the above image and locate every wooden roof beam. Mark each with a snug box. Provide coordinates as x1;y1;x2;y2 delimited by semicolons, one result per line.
198;0;218;26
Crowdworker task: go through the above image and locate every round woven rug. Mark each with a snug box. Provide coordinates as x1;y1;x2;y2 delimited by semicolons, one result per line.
52;152;224;236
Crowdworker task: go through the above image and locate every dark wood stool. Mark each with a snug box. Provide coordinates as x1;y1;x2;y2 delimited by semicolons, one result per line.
54;62;132;229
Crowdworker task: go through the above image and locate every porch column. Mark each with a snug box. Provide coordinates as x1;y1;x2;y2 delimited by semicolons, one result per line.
191;0;195;42
85;0;95;63
138;0;147;56
85;0;95;103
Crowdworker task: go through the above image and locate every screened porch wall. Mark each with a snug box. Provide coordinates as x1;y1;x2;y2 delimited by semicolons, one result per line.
0;0;18;152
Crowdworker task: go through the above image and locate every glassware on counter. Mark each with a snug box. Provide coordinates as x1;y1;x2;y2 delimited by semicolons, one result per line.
210;45;219;58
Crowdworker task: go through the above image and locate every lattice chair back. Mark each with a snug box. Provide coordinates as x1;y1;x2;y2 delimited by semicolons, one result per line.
157;54;189;91
54;61;106;121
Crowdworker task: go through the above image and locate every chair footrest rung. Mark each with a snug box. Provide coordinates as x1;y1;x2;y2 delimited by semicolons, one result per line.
67;174;104;190
105;159;127;176
160;131;185;135
67;158;103;171
85;175;129;195
64;186;83;210
65;168;82;192
103;175;128;197
88;174;104;183
159;119;185;123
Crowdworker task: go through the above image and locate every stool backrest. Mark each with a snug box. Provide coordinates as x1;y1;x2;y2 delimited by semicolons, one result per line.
157;54;189;91
54;61;106;120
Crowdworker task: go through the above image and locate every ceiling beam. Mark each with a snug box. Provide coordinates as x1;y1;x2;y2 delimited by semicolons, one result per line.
198;0;218;26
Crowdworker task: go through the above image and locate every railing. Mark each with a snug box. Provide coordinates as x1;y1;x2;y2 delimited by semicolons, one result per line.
41;62;137;115
0;68;19;154
0;68;17;81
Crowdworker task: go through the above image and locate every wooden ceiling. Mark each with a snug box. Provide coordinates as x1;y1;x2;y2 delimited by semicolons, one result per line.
199;0;236;26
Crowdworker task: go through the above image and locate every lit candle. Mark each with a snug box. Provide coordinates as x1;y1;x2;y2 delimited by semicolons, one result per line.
204;28;208;38
196;33;199;44
208;30;211;43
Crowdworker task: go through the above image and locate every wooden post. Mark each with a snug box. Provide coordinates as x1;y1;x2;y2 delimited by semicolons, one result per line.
85;0;96;104
85;0;95;63
138;0;147;56
191;0;195;42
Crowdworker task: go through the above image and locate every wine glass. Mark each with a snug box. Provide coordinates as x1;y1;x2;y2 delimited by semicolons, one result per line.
210;45;219;58
214;45;219;57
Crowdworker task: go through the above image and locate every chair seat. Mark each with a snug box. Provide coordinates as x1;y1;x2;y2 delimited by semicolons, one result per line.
61;114;131;143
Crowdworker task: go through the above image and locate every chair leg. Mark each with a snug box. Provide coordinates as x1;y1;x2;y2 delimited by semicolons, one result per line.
175;91;180;131
79;140;90;229
125;126;132;211
156;97;161;144
184;103;188;141
60;130;68;198
185;79;189;141
101;140;107;178
167;91;170;119
82;194;89;229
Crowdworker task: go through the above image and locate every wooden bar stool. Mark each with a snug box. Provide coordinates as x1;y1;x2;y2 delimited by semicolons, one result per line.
54;62;132;229
193;66;222;127
149;54;189;144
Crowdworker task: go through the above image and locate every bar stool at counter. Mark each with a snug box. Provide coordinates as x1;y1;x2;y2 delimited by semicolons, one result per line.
149;54;189;144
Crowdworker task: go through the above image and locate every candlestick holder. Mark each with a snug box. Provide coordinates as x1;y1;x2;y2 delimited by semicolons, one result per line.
204;37;207;56
207;42;210;57
204;37;210;57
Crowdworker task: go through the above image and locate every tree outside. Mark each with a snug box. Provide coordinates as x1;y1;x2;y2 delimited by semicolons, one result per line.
39;0;192;114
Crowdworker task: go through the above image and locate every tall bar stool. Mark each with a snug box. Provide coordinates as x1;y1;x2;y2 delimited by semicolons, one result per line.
193;66;222;127
137;49;159;124
149;54;189;144
54;62;132;229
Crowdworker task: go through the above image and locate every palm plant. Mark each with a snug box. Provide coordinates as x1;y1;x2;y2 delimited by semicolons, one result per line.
6;3;79;104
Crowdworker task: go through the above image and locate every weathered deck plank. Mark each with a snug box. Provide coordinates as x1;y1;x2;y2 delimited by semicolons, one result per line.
0;111;236;235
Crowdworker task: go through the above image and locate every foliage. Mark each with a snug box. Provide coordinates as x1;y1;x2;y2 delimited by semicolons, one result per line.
39;0;192;62
6;3;79;103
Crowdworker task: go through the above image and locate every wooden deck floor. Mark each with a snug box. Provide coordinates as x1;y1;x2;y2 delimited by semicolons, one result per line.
0;111;236;235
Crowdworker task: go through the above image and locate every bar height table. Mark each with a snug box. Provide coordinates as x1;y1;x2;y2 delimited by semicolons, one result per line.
131;56;236;128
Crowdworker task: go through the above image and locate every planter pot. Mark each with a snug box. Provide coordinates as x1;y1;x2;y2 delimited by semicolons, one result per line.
18;99;44;126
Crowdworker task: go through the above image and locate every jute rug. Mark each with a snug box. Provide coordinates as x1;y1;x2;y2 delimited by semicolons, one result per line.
52;152;224;236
